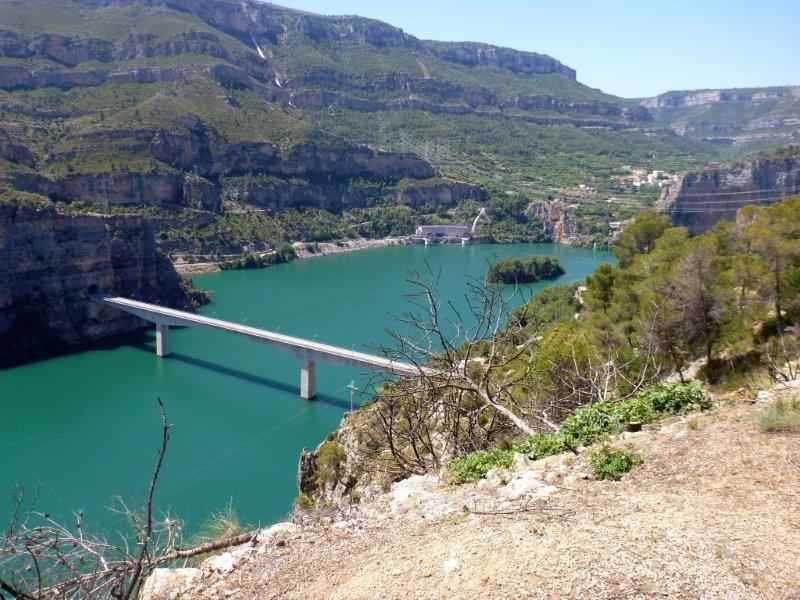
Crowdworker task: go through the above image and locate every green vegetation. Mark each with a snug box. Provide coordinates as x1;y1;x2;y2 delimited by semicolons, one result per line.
760;398;800;433
295;492;315;511
195;499;245;546
450;381;707;483
314;441;347;489
348;197;799;493
486;256;565;284
588;446;643;481
449;448;515;484
219;244;297;271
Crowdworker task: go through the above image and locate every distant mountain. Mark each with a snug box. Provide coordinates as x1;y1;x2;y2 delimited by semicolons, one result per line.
641;86;800;149
0;0;795;251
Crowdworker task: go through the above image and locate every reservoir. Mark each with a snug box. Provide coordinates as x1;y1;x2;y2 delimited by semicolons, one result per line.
0;243;611;535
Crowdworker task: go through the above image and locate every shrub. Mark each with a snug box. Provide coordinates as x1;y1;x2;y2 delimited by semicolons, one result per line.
196;500;245;545
514;432;569;459
296;492;315;510
760;398;800;433
589;446;643;481
448;380;708;483
450;448;514;483
614;394;657;425
640;380;709;415
315;441;347;487
560;401;621;447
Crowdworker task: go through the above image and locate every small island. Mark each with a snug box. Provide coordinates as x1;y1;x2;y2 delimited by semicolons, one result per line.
486;256;565;284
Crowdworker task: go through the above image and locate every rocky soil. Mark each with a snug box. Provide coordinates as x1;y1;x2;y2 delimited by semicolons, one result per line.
143;383;800;599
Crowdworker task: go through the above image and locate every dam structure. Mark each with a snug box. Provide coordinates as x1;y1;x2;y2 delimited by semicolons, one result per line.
99;296;429;399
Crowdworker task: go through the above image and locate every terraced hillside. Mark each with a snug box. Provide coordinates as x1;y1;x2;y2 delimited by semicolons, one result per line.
0;0;784;253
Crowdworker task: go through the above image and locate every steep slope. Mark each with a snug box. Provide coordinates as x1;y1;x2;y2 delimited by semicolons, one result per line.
0;192;198;366
141;389;800;599
0;0;729;252
662;146;800;234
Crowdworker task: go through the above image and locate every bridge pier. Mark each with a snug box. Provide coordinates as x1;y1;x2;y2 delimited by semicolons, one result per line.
155;323;170;357
300;359;316;400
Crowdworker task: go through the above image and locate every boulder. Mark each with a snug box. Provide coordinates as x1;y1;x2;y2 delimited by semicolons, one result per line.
139;568;199;600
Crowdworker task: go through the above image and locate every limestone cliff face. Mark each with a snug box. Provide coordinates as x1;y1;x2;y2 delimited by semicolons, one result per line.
664;152;800;234
65;0;575;80
641;87;800;110
528;200;578;243
0;201;192;367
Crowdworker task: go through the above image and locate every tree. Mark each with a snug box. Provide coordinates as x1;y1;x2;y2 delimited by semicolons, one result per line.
613;210;671;267
738;199;800;336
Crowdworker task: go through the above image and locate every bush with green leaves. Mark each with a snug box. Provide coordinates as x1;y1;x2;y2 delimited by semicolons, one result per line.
513;431;568;459
449;448;514;483
559;401;622;447
640;380;709;415
589;445;643;481
450;380;708;483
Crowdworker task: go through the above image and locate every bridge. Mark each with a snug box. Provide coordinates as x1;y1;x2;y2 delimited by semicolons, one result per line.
99;296;429;400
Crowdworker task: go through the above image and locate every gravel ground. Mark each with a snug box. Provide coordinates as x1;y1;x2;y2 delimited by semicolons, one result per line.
159;386;800;600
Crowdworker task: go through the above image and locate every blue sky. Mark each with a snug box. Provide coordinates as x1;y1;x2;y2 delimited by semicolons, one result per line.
273;0;799;98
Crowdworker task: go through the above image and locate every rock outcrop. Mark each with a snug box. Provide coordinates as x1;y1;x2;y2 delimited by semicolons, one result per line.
528;200;579;243
663;149;800;234
0;198;194;367
641;86;800;110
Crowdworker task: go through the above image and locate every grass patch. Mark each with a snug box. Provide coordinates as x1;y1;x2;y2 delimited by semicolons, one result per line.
192;499;245;552
760;398;800;433
589;445;643;481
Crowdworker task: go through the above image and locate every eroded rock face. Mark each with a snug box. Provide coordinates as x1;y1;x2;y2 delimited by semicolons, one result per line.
0;201;192;367
0;64;190;91
427;42;576;79
665;154;800;234
642;87;800;110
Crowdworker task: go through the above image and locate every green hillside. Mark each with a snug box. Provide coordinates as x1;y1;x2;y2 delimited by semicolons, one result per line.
0;0;789;252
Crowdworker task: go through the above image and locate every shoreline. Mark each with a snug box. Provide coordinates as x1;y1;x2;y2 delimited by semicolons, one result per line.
173;236;413;275
173;236;602;276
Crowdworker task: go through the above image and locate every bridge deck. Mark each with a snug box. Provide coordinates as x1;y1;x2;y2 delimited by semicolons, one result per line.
101;296;427;377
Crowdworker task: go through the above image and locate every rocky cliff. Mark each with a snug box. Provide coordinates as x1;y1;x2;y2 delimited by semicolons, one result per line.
0;196;195;367
641;86;800;146
663;148;800;234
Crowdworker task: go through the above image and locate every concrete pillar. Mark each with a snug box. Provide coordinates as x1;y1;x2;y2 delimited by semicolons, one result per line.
156;323;170;357
300;359;316;400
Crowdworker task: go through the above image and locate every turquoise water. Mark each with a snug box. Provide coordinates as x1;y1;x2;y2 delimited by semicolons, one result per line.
0;243;611;534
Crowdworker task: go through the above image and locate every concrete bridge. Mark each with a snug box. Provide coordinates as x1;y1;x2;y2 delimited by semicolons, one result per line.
100;296;427;399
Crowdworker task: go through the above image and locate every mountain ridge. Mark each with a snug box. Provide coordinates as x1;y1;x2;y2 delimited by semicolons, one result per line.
0;0;797;256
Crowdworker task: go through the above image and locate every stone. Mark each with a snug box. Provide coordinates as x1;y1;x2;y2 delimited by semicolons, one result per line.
256;521;300;545
544;471;561;485
485;467;511;487
512;452;533;473
206;552;237;574
139;568;200;600
501;472;557;501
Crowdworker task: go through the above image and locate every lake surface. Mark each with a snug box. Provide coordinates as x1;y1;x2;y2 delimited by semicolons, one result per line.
0;243;611;535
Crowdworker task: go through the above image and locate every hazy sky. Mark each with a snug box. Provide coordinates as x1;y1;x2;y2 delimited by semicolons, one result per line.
273;0;799;98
